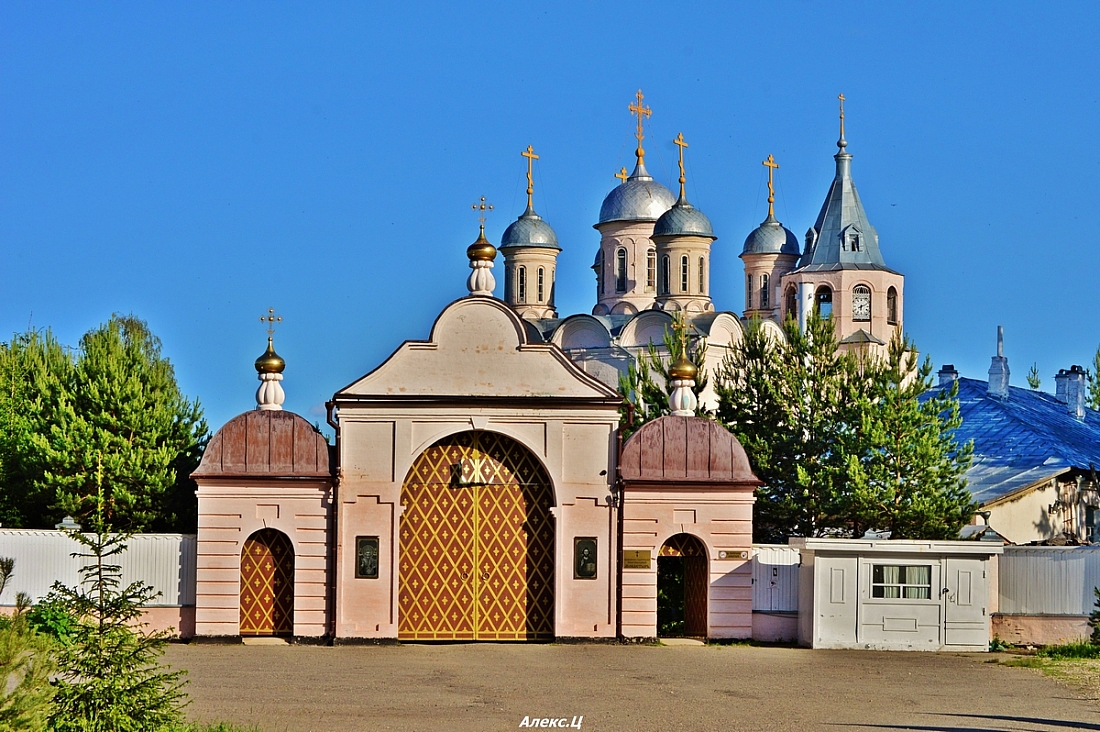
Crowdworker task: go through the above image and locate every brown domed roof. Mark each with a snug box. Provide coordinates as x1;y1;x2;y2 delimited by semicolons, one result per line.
620;416;760;486
193;410;331;478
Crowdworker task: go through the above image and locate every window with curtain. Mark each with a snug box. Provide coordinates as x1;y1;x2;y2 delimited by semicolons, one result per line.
517;266;527;304
615;248;628;293
760;273;770;309
872;565;931;600
680;255;689;293
646;249;656;292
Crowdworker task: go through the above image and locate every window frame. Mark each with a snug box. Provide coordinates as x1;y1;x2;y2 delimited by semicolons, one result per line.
646;249;656;292
517;265;527;304
760;273;770;309
870;564;933;600
537;267;544;303
680;255;689;293
615;248;628;293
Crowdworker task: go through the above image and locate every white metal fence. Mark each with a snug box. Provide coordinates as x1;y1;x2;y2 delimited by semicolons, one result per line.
752;544;800;612
0;530;196;607
998;546;1100;616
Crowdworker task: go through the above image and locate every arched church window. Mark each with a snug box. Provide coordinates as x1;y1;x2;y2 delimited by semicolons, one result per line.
517;266;527;304
593;250;604;297
852;285;871;322
646;249;656;292
537;267;545;303
887;286;898;325
698;257;705;294
815;286;833;318
680;256;689;293
660;255;670;295
746;274;753;310
760;273;770;309
785;286;797;321
615;248;628;293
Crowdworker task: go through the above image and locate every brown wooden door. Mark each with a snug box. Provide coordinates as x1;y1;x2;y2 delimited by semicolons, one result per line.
399;432;554;641
240;528;294;636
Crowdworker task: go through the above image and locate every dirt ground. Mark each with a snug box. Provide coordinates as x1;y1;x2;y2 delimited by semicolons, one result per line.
164;642;1100;732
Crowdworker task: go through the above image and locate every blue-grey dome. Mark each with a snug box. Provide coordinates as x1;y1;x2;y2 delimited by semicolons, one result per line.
653;199;715;239
596;162;675;225
500;207;560;250
741;214;800;256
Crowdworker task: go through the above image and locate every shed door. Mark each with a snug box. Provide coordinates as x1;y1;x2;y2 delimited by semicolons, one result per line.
944;557;988;647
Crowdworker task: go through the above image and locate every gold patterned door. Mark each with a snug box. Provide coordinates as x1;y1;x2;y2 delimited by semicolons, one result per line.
240;528;294;636
399;431;555;641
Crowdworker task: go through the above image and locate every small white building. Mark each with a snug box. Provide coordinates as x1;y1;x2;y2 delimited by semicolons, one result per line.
791;538;1003;651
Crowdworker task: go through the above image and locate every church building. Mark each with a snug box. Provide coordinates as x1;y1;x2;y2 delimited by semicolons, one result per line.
192;92;906;642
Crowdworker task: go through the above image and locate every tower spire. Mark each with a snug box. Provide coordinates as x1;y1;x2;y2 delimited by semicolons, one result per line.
628;89;652;168
673;132;689;201
837;93;847;150
521;145;539;212
762;154;779;220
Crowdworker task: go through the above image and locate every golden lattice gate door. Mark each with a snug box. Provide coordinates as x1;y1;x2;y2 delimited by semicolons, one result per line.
240;528;294;636
399;431;555;641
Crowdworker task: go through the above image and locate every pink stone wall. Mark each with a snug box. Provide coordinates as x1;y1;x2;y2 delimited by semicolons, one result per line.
752;612;798;643
992;614;1090;646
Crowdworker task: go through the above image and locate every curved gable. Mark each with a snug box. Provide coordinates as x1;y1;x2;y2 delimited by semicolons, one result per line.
194;410;331;478
621;416;760;486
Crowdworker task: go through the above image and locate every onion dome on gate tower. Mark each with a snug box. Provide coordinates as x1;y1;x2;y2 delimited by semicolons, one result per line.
500;146;561;319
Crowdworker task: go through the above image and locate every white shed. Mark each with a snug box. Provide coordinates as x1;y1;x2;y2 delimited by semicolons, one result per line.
790;538;1003;651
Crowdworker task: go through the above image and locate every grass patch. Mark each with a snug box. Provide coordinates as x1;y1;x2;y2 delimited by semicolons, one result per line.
1037;640;1100;659
996;650;1100;700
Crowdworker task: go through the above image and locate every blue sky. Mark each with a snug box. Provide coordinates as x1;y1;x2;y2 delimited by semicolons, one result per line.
2;2;1098;432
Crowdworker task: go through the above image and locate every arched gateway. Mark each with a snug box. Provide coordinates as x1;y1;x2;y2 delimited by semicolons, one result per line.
240;528;295;636
399;431;555;641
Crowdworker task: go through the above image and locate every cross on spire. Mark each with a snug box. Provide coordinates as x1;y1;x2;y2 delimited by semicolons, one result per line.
614;167;629;184
471;196;494;233
762;154;779;218
674;132;689;200
628;89;652;164
838;92;847;149
521;145;539;210
260;308;282;338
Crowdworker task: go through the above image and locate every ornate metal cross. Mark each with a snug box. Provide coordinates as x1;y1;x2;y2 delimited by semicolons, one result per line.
614;167;629;184
674;132;689;198
628;89;652;161
260;308;282;337
762;154;779;218
521;145;539;209
838;93;846;141
471;196;493;226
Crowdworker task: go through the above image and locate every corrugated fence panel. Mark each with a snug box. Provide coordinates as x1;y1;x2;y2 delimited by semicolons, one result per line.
999;546;1100;616
752;544;800;612
0;530;197;607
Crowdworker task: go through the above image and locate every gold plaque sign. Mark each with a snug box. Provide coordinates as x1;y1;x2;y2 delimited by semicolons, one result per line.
717;550;750;561
623;549;652;570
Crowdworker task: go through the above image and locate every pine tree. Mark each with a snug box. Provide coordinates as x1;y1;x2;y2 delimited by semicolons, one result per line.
31;315;207;531
618;314;708;440
1027;363;1041;390
1088;344;1100;411
842;332;977;539
47;491;187;732
1089;587;1100;645
0;559;56;732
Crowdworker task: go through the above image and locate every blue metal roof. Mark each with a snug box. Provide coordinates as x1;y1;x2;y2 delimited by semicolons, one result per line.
923;377;1100;503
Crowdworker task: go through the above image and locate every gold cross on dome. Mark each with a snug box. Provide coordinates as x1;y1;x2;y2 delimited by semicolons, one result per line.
260;308;282;337
674;132;689;198
614;167;629;184
628;89;652;163
521;145;539;209
471;196;493;227
762;154;779;218
838;93;846;140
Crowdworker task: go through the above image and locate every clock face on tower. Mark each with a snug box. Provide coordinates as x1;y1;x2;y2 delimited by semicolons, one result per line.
853;289;871;321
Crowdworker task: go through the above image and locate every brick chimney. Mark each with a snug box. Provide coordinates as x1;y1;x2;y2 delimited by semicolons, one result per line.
987;326;1010;399
1065;365;1087;420
938;364;959;388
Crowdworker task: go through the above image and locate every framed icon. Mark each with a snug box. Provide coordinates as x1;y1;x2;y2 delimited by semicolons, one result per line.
355;536;379;579
574;537;598;579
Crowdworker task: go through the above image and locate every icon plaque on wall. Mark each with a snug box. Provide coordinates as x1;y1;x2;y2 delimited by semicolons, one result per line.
574;537;598;579
355;536;379;579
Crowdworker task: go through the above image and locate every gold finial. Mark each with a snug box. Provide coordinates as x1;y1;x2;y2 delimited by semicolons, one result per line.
615;167;629;184
838;93;847;147
628;89;652;164
521;145;539;210
467;197;497;261
762;154;779;218
471;196;494;235
260;308;282;337
668;311;698;381
673;132;689;200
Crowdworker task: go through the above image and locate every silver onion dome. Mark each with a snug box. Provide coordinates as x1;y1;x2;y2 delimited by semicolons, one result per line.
597;161;675;225
653;199;715;239
500;206;560;250
741;214;800;256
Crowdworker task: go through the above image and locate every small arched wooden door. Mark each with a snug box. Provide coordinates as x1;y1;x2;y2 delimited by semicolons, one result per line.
240;528;294;636
657;533;708;638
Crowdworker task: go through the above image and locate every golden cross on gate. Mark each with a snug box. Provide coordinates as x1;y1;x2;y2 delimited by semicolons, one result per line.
674;132;689;198
260;308;282;337
762;154;779;218
521;145;539;210
614;166;629;184
471;196;493;226
628;89;652;162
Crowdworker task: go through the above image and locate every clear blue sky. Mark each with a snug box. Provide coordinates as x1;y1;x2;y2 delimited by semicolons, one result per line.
3;2;1098;432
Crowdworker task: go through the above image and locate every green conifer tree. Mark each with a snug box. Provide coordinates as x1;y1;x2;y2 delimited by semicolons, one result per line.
0;559;57;732
1088;344;1100;411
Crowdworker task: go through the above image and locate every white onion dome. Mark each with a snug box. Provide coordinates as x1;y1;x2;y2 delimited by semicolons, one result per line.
500;206;560;251
741;213;800;256
596;161;675;225
653;196;715;239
